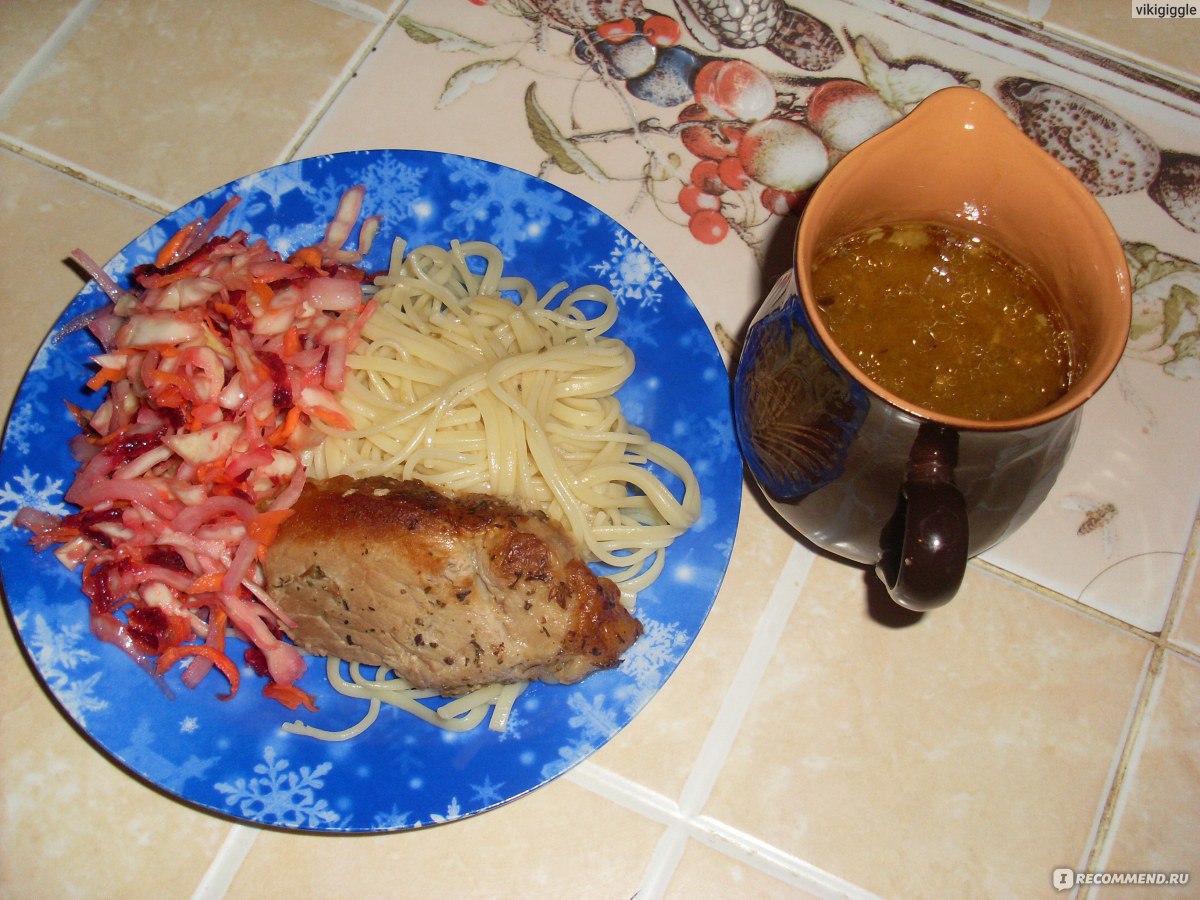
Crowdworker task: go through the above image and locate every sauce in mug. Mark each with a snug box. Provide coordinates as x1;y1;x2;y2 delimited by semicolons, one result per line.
810;221;1077;421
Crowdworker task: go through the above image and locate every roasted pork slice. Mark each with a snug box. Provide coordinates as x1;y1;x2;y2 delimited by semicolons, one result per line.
263;475;641;694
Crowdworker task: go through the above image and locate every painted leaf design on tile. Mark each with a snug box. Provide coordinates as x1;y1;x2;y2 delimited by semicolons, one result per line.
525;84;607;181
850;34;971;111
438;59;505;108
1124;241;1200;379
396;16;492;54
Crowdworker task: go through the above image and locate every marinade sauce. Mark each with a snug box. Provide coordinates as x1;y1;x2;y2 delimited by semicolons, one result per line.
810;221;1077;421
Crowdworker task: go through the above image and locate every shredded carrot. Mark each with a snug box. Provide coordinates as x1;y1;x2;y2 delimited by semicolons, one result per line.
86;366;124;392
154;221;201;269
152;385;186;409
147;368;194;395
194;460;226;484
267;406;302;447
187;573;225;593
156;645;240;700
247;281;274;303
248;508;294;546
161;612;193;650
208;607;228;652
289;246;323;269
282;326;302;358
306;405;354;430
186;402;222;431
263;681;319;712
146;268;199;289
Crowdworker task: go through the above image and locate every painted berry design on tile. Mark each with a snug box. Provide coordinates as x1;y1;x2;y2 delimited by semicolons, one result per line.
398;9;972;256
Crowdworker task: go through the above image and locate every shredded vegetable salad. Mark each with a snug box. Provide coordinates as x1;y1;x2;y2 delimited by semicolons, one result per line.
16;187;380;709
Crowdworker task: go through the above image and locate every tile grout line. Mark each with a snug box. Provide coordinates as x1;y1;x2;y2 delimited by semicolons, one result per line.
972;557;1185;650
1080;506;1200;887
0;136;175;216
190;824;259;900
0;0;103;120
304;0;393;23
280;1;412;164
1082;646;1171;895
1073;647;1157;882
690;815;883;900
635;543;818;899
567;763;879;899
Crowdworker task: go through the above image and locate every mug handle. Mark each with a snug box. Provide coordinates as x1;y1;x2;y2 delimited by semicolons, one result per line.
876;424;968;610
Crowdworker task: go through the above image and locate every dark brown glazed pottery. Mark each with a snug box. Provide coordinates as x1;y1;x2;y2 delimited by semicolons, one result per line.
734;87;1132;610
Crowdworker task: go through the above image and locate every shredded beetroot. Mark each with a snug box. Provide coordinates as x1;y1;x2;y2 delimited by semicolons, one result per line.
19;187;380;704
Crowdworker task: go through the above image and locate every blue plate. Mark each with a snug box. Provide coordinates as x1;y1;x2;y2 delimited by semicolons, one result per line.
0;150;741;832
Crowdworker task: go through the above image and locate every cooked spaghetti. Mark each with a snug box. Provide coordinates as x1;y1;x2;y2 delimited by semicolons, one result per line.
283;658;527;741
303;238;701;603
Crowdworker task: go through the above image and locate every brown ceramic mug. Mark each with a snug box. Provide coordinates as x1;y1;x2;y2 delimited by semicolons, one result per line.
733;87;1131;610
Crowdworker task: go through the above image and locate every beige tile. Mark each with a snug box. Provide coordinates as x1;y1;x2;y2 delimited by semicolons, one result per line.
588;488;800;799
228;778;663;898
0;152;157;416
1102;652;1200;887
0;614;231;896
0;0;374;208
1040;0;1200;82
0;0;77;87
667;839;820;899
945;1;1200;83
704;558;1152;899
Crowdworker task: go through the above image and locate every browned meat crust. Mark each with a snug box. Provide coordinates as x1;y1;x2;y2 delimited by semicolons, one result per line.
263;475;641;694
